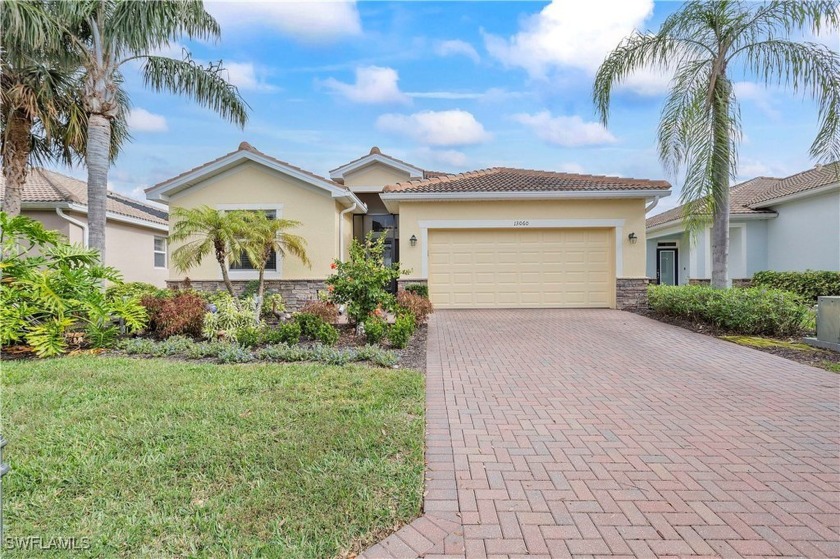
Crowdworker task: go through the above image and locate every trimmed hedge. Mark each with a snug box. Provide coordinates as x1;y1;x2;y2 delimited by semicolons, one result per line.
752;270;840;303
648;284;810;337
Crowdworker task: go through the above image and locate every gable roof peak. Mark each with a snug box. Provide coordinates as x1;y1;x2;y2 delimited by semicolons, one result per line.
238;141;254;151
369;146;381;155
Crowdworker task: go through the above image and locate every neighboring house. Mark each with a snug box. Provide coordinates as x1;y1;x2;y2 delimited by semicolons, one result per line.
646;162;840;285
0;168;170;286
147;142;671;310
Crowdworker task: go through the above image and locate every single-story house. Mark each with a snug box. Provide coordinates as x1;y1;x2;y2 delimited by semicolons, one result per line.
0;168;170;286
147;143;671;310
646;162;839;285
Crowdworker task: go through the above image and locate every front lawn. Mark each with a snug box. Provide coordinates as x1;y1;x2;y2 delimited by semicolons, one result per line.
1;356;424;558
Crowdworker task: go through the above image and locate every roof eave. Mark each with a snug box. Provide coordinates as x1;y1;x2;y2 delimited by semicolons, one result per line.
748;181;839;209
646;211;778;233
329;153;424;180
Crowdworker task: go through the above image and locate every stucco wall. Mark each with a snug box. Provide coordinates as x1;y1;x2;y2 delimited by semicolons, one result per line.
765;190;840;271
23;209;168;286
167;162;341;281
745;220;768;275
342;162;410;188
396;198;649;280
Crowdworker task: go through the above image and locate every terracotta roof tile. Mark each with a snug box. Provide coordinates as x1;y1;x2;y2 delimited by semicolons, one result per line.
147;142;346;193
0;168;167;226
646;162;839;229
383;167;671;194
328;146;425;175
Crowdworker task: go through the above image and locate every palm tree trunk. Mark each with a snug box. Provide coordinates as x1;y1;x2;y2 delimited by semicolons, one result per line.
255;265;266;323
214;241;236;296
86;112;111;262
710;76;731;289
1;111;33;217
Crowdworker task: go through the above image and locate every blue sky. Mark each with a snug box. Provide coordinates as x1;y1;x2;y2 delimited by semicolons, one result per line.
57;0;839;216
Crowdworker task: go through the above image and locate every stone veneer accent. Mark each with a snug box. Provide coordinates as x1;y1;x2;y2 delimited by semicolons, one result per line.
167;279;325;311
397;279;428;291
689;278;753;288
616;278;650;311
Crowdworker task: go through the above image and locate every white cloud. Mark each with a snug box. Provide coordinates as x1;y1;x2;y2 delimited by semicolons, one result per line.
483;0;654;78
557;162;585;174
617;67;673;96
406;88;527;101
512;111;616;147
435;39;480;63
321;66;410;104
376;110;491;147
733;81;780;119
224;62;276;92
416;147;469;168
127;108;168;132
205;0;362;44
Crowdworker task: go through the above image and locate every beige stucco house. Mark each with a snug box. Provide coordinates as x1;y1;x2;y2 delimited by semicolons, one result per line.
147;143;671;310
1;168;169;286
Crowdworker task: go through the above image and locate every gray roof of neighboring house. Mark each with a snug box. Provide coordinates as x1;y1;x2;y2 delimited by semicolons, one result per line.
0;168;168;226
646;161;839;229
383;167;671;194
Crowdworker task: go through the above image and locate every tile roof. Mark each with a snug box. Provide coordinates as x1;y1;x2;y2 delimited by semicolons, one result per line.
329;146;426;176
146;142;346;193
646;162;839;229
383;167;671;194
0;168;168;226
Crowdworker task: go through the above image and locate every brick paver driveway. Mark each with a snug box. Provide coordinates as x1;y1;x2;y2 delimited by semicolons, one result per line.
363;309;840;559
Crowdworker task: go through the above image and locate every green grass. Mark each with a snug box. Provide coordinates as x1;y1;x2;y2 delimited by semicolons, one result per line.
1;356;424;558
820;361;840;373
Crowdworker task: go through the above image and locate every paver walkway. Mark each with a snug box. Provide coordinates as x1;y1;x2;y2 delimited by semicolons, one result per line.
361;309;840;559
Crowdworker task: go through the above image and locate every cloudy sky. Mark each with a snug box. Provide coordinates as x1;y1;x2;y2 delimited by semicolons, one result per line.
59;0;838;216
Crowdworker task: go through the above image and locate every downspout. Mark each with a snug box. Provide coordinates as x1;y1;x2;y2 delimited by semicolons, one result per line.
56;208;89;247
645;196;660;213
338;202;357;262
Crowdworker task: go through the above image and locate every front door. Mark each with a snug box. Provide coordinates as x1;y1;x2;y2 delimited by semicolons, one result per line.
657;248;678;285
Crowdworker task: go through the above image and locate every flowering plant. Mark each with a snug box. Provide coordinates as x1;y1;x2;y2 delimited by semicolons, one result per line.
325;233;406;324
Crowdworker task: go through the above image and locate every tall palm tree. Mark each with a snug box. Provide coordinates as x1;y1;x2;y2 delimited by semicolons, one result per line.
1;1;87;217
56;0;248;261
242;213;310;318
594;0;840;288
169;206;255;296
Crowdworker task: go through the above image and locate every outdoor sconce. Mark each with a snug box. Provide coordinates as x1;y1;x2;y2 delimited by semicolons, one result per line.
628;232;638;244
409;235;418;247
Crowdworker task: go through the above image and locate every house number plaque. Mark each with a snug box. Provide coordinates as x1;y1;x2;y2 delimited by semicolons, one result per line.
513;220;530;227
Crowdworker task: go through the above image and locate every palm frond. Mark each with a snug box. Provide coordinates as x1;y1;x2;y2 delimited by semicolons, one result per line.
142;55;249;127
110;0;220;56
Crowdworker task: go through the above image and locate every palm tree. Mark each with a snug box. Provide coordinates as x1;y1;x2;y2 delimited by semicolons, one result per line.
594;0;840;288
56;0;248;261
241;213;311;318
1;1;87;217
169;206;255;296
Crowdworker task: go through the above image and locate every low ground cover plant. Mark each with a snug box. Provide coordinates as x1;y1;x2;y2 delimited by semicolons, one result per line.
752;270;840;303
648;284;810;337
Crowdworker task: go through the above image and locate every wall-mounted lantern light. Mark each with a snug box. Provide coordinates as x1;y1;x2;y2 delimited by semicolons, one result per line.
409;234;418;247
628;232;638;244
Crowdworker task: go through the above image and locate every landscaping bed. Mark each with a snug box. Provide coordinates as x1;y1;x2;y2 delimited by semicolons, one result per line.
1;356;425;558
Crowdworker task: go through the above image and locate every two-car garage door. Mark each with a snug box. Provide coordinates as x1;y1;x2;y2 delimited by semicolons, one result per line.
428;228;614;309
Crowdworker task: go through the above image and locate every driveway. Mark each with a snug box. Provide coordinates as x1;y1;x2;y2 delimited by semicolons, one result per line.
362;309;840;558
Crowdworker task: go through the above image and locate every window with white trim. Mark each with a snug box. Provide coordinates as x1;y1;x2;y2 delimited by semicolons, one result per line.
230;209;278;271
153;236;167;268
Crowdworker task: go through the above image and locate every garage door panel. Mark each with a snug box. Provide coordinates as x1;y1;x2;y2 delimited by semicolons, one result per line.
428;228;614;309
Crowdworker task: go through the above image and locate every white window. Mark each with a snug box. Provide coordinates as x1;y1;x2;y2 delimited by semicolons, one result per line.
154;236;167;268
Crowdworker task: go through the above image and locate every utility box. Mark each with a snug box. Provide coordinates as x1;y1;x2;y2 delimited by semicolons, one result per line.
805;296;840;352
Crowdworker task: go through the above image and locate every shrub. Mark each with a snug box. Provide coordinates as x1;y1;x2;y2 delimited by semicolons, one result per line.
276;322;302;345
648;285;810;337
314;322;339;346
295;312;325;338
142;291;206;339
300;300;339;323
262;293;286;319
396;291;433;326
236;326;263;348
325;233;406;324
363;314;388;344
404;284;429;298
202;292;259;340
106;282;165;301
752;270;840;303
239;279;261;299
0;214;147;357
388;312;416;349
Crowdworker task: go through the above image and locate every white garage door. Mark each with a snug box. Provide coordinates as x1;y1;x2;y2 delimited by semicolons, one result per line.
428;228;614;309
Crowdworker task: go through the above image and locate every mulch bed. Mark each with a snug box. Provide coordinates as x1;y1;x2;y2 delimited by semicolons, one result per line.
635;309;840;372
